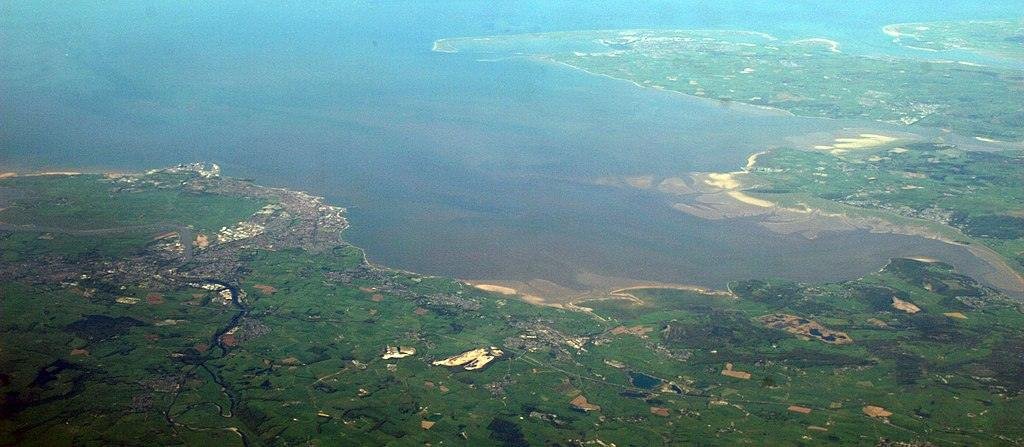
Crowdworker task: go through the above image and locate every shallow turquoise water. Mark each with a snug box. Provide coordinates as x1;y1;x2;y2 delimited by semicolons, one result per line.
1;1;1017;289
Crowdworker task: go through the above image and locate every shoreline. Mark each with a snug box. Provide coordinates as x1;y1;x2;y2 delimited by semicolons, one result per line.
679;144;1024;297
6;160;1021;308
464;277;737;313
541;57;798;118
434;29;1024;145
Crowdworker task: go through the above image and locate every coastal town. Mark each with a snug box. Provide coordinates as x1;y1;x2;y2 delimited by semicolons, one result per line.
0;163;350;291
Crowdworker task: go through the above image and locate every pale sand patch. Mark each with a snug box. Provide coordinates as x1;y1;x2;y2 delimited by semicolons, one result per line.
744;151;767;171
432;347;503;370
610;284;733;299
25;171;82;177
863;405;893;418
468;282;567;309
975;136;1003;143
471;284;517;295
831;134;898;149
468;273;735;317
727;191;774;208
704;172;740;189
904;256;943;263
382;345;416;359
944;312;968;320
0;172;16;179
682;146;1022;297
519;293;565;308
693;163;776;210
889;147;908;154
891;297;921;314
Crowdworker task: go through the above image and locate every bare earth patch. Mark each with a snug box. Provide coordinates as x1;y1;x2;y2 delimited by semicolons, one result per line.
758;314;852;344
721;363;752;380
609;325;653;337
863;405;893;418
787;405;812;414
432;347;503;370
382;345;416;359
891;297;920;314
253;284;277;295
194;233;210;248
146;293;165;305
570;395;601;412
650;407;670;417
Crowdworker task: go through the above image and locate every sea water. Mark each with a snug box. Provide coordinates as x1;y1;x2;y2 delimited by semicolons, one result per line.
1;1;1017;291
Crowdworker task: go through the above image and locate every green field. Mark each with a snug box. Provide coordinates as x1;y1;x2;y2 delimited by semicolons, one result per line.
437;24;1024;141
2;172;1024;446
742;141;1024;279
886;18;1024;61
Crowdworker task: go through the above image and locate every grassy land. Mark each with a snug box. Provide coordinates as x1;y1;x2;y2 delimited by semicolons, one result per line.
0;173;265;262
438;26;1024;140
2;173;1024;445
886;18;1024;62
745;142;1024;276
0;174;264;232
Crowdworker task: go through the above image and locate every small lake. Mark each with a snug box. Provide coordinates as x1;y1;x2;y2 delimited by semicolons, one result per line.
629;371;662;390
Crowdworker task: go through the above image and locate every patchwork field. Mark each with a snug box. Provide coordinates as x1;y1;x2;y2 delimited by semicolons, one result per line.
436;23;1024;141
2;169;1023;445
742;140;1024;292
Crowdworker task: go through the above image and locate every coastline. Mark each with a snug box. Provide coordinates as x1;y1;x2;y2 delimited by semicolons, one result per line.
529;56;798;118
464;276;737;314
434;29;1024;145
678;146;1024;297
6;153;1022;314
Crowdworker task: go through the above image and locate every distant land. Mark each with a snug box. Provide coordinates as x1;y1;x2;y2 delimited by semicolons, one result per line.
434;20;1024;141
